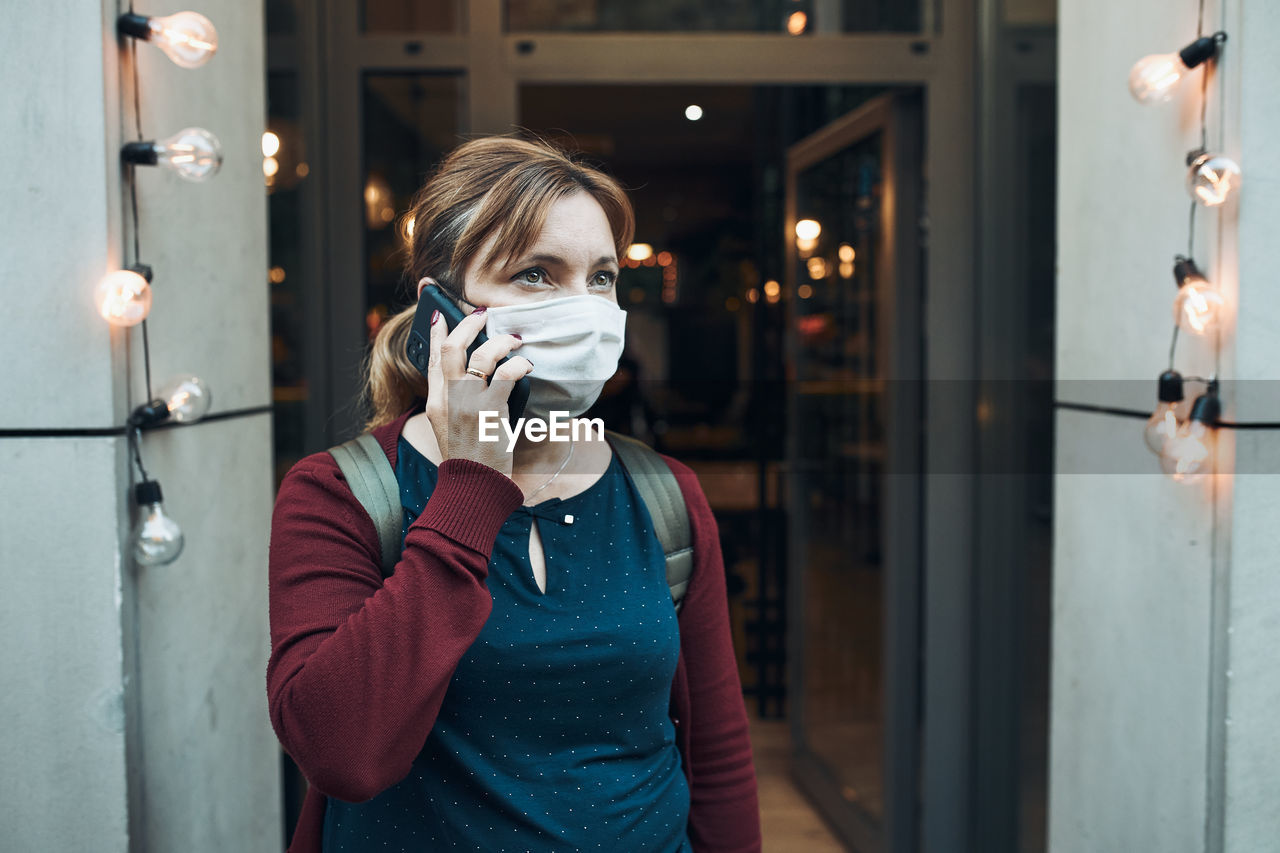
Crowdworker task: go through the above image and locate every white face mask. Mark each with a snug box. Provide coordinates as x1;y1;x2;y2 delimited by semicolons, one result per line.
484;294;627;419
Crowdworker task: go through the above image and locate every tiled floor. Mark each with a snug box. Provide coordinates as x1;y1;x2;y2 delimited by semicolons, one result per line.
748;711;849;852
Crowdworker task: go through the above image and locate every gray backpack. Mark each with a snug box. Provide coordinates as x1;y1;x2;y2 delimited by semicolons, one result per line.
329;429;693;613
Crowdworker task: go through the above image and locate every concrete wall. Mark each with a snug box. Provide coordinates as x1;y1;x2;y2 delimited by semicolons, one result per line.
1054;0;1280;850
0;0;280;849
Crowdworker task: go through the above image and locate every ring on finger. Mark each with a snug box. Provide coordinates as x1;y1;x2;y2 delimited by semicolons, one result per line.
465;367;490;381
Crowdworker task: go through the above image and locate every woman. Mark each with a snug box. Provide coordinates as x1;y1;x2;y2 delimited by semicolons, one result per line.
267;136;761;852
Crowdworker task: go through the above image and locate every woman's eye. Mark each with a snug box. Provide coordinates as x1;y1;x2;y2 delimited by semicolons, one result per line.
514;268;546;285
591;271;617;289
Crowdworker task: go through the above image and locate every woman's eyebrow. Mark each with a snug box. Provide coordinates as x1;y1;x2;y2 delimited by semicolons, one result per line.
512;253;619;269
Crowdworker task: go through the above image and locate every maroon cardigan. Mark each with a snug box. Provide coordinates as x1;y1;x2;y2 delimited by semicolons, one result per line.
267;407;762;852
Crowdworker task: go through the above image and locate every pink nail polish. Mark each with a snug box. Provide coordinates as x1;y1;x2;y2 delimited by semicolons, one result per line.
430;309;440;324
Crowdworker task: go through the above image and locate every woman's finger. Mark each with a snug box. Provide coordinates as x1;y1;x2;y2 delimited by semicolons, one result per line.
486;358;535;421
466;334;524;379
424;307;445;413
439;308;490;378
488;356;534;391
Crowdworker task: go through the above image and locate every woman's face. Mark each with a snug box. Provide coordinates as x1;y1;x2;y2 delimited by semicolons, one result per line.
419;191;621;309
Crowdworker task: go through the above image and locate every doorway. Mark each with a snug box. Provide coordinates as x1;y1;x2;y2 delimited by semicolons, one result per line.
260;2;1062;851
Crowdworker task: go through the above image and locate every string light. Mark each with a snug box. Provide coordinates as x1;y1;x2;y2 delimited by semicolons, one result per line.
1128;33;1225;104
117;11;218;69
1143;370;1185;453
122;127;224;182
1172;255;1228;336
1136;15;1232;482
130;376;213;428
1159;381;1220;482
113;10;224;564
96;266;153;327
132;480;185;566
1186;150;1241;207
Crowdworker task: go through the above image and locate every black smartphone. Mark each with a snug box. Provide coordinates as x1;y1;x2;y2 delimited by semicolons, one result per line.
406;283;529;425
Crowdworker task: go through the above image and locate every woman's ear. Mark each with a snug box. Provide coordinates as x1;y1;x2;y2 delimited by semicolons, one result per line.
416;276;436;299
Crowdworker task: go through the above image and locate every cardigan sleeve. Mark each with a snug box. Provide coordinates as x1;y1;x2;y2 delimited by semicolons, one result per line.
266;451;523;803
665;455;763;853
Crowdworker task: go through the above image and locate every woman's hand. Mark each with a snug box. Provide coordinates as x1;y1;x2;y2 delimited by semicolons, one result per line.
424;306;533;477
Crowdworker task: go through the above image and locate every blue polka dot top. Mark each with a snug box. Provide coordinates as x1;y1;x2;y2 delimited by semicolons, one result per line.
321;436;692;852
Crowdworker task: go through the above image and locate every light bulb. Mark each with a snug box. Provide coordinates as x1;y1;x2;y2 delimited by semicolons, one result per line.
118;12;218;69
1145;404;1181;453
132;480;184;566
159;375;213;423
1160;421;1213;482
262;131;281;158
122;128;223;182
1128;53;1188;104
1172;256;1228;336
1144;370;1185;453
1158;386;1220;483
96;268;152;327
1128;35;1222;104
1187;151;1241;207
131;375;213;427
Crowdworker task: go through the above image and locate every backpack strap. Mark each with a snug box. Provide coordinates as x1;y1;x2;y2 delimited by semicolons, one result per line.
604;430;694;613
329;432;401;578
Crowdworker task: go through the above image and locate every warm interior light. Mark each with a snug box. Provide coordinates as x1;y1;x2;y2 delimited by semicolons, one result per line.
263;156;279;178
807;258;828;279
840;261;855;279
787;11;808;35
798;284;814;299
746;288;759;304
269;266;287;284
838;244;856;262
627;243;655;262
794;219;822;241
685;104;704;121
262;131;280;158
763;280;781;298
364;175;395;229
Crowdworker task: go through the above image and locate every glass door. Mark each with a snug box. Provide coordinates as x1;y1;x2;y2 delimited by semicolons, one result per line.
785;93;924;853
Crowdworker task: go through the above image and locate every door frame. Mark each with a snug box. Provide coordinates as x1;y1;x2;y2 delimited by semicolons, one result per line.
784;92;925;853
274;1;981;849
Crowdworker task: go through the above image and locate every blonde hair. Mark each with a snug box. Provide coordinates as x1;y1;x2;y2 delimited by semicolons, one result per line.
362;136;635;430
